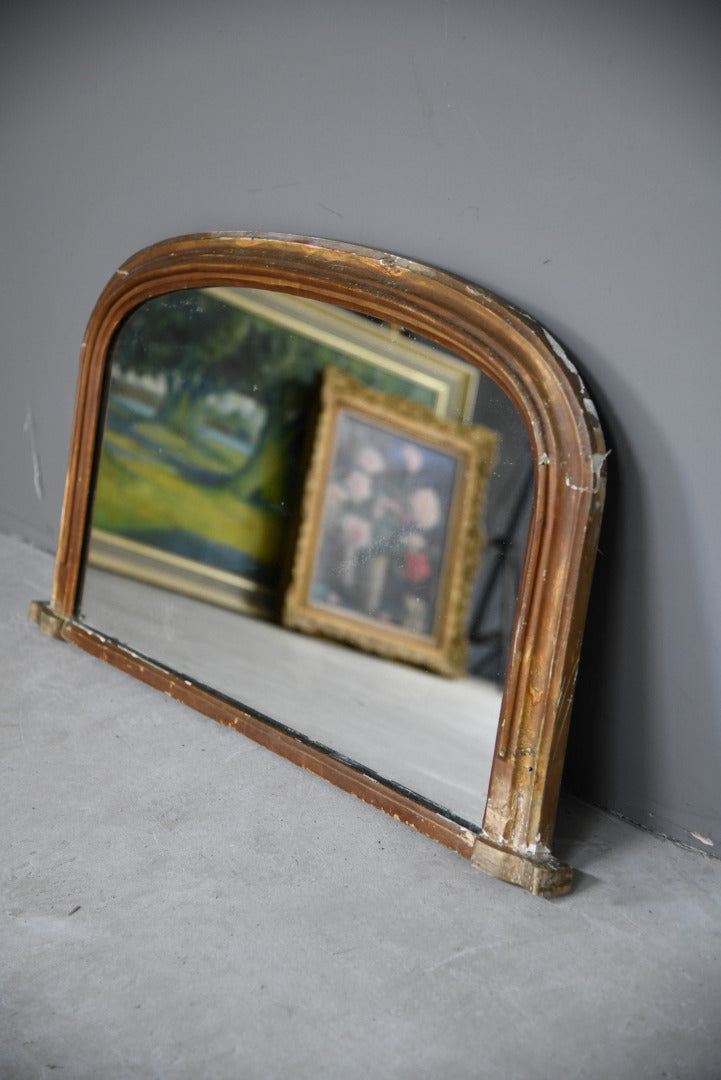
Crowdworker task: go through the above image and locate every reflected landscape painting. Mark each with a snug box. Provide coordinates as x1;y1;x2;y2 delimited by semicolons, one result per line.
89;288;478;614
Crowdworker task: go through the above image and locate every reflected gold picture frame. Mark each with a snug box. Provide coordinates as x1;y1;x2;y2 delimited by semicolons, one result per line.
283;368;498;677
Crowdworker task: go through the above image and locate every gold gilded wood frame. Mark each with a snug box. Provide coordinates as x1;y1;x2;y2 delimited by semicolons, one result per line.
31;232;607;897
283;368;498;677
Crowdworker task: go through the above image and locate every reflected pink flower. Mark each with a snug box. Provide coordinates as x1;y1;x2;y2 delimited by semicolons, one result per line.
340;513;372;549
409;487;441;530
357;446;385;474
401;443;424;474
372;494;402;521
345;469;372;503
325;482;347;509
404;551;431;583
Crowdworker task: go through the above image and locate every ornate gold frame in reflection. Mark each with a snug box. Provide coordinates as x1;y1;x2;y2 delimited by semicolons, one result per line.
283;368;498;677
30;232;607;897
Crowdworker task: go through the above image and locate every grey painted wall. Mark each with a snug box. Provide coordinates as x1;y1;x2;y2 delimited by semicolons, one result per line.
3;0;720;852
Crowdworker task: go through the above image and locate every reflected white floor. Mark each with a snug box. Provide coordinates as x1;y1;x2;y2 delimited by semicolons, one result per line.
81;568;502;825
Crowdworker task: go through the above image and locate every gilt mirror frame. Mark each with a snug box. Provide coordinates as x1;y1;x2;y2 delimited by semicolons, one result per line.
31;232;606;897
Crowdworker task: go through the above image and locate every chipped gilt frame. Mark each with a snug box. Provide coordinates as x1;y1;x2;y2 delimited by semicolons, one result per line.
31;232;607;896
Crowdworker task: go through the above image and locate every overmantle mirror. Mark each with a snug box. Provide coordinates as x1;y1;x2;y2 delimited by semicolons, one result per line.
31;233;606;896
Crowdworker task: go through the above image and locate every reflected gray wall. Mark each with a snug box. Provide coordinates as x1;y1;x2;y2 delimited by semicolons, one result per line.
2;0;720;853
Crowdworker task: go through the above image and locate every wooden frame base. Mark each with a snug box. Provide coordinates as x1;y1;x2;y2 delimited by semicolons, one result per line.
470;836;572;897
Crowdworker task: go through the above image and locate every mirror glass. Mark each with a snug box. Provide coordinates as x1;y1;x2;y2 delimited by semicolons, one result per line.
78;286;532;827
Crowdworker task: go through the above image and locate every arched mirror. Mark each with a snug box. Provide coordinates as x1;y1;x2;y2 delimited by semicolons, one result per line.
31;233;606;896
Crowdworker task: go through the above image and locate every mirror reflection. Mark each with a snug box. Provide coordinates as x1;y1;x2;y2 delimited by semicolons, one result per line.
79;287;532;826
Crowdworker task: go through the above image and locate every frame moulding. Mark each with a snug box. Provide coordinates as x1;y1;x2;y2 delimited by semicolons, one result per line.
34;232;606;897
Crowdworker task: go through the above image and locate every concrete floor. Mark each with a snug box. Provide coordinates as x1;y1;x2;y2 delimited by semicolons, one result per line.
2;533;721;1080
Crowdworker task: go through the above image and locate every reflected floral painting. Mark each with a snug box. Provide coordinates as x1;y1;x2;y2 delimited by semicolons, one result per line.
311;414;458;636
283;368;499;677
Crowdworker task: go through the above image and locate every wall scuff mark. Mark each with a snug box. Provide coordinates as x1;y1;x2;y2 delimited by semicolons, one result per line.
23;407;44;500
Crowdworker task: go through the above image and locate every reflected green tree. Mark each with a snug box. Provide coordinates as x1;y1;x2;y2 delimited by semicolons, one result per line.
110;290;420;509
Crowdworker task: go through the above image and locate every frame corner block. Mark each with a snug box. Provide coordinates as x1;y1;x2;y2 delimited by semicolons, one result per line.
28;600;68;639
470;834;573;897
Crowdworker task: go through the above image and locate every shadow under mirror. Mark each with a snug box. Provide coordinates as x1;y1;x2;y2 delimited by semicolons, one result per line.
78;286;532;828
